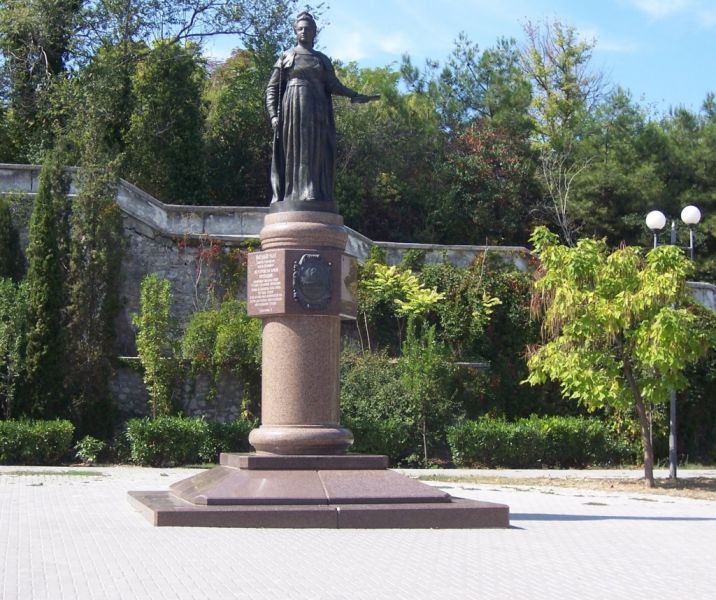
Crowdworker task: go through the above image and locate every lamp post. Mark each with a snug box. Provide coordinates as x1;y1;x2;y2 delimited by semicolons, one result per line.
645;205;701;480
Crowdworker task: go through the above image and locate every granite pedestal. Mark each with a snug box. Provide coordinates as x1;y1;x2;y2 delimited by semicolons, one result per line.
128;453;509;528
128;208;509;528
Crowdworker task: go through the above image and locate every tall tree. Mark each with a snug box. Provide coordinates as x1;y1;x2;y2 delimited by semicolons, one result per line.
643;104;716;279
439;119;538;245
521;20;606;245
79;0;303;52
398;35;536;245
0;277;27;419
203;48;272;205
70;40;148;160
125;40;207;204
525;226;716;487
0;102;16;161
334;63;444;241
574;88;664;245
0;195;23;281
65;151;124;438
20;147;72;418
402;34;532;137
0;0;82;159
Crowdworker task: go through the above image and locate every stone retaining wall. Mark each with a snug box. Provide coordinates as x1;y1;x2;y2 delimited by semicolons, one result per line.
110;359;246;423
2;162;714;422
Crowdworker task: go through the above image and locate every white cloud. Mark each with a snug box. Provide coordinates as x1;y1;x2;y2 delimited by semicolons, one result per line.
575;26;637;54
377;33;410;54
326;31;368;62
630;0;693;18
598;38;640;53
629;0;716;28
697;6;716;27
321;25;412;63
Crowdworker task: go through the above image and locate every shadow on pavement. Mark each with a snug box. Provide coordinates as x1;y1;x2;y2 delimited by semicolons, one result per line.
511;513;716;522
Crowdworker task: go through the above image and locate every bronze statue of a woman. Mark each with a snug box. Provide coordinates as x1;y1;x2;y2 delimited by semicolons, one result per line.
266;12;378;210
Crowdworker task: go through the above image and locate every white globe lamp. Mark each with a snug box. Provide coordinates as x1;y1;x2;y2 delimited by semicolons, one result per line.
645;210;666;231
680;205;701;226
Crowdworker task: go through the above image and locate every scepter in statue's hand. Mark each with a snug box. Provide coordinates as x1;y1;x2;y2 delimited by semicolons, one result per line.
351;94;380;104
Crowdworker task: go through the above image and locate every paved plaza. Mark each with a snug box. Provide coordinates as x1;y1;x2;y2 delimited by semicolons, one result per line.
1;465;715;599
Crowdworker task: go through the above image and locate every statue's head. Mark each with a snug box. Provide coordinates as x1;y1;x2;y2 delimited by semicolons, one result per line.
294;11;317;47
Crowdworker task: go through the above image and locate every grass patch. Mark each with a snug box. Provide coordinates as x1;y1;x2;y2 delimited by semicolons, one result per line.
6;470;106;477
416;474;716;500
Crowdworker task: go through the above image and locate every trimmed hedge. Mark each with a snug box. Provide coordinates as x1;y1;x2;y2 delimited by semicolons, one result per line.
448;415;637;468
0;420;75;465
344;415;415;463
125;416;255;467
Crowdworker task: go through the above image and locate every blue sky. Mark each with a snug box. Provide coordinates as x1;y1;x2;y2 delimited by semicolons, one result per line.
211;0;716;116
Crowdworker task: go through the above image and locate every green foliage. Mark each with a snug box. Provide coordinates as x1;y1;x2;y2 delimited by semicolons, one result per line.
399;322;460;466
416;256;566;419
203;418;256;463
341;332;464;466
181;299;261;415
74;435;106;465
21;148;72;419
439;120;538;245
340;349;416;463
418;257;504;358
0;0;81;159
125;416;254;467
125;40;206;204
0;278;28;419
333;62;445;241
680;353;716;463
0;419;74;465
65;160;124;439
0;196;23;281
522;19;604;245
203;49;272;205
132;274;178;417
527;227;712;409
402;34;532;135
126;416;208;467
0;106;15;162
447;415;636;468
345;416;415;465
525;226;716;484
69;40;146;160
357;261;444;352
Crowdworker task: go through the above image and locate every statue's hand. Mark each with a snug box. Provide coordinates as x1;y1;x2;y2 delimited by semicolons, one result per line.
351;94;380;104
271;116;279;129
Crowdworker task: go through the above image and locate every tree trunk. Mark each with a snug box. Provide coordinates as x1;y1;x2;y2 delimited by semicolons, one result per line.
633;392;655;488
422;419;428;468
622;355;655;487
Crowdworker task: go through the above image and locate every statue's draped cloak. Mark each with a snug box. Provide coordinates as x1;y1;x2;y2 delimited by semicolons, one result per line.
266;47;357;204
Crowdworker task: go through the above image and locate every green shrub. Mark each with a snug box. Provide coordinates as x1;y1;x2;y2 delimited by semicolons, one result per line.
132;274;178;417
74;435;107;465
340;349;418;464
0;420;75;465
126;416;208;467
343;415;414;462
181;299;261;415
125;416;255;467
448;415;636;468
202;418;256;463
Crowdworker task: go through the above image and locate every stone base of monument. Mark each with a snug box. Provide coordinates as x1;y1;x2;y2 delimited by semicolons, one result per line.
128;453;509;528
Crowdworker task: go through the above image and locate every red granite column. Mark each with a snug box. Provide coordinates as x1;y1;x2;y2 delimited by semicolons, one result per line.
247;210;354;455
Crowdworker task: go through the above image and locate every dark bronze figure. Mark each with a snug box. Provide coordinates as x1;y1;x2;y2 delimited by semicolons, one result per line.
266;12;378;210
